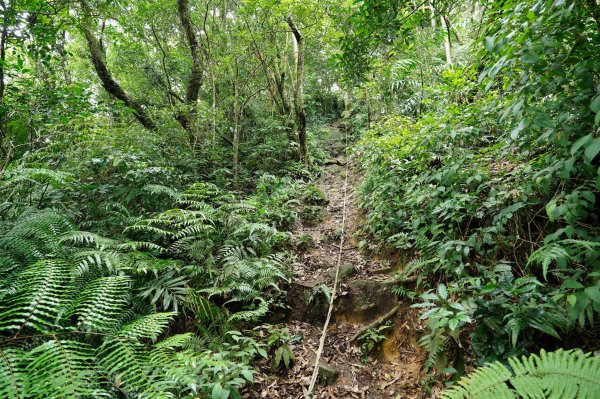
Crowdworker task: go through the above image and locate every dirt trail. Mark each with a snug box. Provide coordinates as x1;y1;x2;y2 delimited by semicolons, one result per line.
248;125;426;399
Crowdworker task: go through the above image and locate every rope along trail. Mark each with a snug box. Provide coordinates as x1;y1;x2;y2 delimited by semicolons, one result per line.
305;125;350;398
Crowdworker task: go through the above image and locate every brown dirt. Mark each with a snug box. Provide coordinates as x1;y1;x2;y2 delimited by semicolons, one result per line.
245;125;427;399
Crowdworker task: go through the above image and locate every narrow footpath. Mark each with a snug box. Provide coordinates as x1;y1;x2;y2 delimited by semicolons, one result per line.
248;125;427;399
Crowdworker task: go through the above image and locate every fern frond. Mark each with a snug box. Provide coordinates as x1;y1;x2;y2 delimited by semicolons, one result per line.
96;338;151;394
123;224;174;238
70;276;131;332
72;249;124;275
528;239;600;279
117;241;166;253
441;349;600;399
149;333;195;367
0;347;26;399
184;291;225;325
418;328;448;371
96;314;176;396
0;260;71;333
1;167;73;190
442;361;514;399
172;223;214;239
26;339;103;399
228;298;270;322
59;231;117;249
142;184;181;200
0;211;74;269
113;312;176;341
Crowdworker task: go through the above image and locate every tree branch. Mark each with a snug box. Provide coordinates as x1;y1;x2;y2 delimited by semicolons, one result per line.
80;1;156;131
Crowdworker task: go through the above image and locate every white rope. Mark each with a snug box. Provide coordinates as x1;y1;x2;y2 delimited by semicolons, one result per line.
305;124;350;398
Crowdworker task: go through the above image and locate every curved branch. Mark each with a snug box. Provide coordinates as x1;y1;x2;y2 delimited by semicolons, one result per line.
80;2;156;131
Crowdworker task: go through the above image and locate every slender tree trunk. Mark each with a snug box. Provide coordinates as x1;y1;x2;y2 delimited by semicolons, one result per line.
0;0;9;167
80;0;156;131
365;87;371;129
287;15;308;164
440;14;453;65
56;31;72;85
429;0;436;30
211;65;217;146
232;61;240;181
0;0;9;101
453;28;464;45
177;0;204;138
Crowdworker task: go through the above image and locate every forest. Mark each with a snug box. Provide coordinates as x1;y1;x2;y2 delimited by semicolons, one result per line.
0;0;600;398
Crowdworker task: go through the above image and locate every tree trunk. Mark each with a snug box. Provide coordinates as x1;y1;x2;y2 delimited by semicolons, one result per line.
0;0;9;166
56;30;72;85
232;62;240;181
82;25;157;131
440;15;453;65
429;0;436;30
0;0;9;101
287;15;308;164
177;0;204;137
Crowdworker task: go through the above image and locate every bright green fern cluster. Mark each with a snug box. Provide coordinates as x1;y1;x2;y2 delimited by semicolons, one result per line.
441;349;600;399
0;210;259;398
125;182;290;322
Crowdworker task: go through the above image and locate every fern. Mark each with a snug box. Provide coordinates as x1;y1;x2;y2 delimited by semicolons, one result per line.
125;183;290;322
0;347;26;399
0;260;71;333
441;349;600;399
26;339;103;399
1;167;73;190
0;210;74;274
0;211;211;398
70;276;131;332
418;327;448;371
528;239;600;280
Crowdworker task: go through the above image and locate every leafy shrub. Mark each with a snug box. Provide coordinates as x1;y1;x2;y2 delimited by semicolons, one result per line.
355;0;600;368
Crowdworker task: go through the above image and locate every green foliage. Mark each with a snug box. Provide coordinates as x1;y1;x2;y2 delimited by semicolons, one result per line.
295;233;315;251
441;349;600;399
302;185;328;206
301;205;326;225
351;0;600;378
265;327;299;370
357;323;391;362
0;205;278;397
309;284;332;306
412;284;471;370
125;182;290;321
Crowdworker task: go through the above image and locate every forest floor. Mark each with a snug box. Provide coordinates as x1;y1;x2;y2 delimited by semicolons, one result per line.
246;125;429;399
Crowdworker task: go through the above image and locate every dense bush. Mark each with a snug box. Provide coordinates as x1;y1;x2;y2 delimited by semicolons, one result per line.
353;0;600;373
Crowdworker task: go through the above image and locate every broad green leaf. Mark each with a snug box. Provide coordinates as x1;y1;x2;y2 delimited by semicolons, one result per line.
241;369;254;383
438;284;448;300
562;280;584;289
570;133;592;155
448;318;459;331
484;37;495;52
212;383;227;399
584;286;600;304
584;137;600;161
591;95;600;113
521;53;540;64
